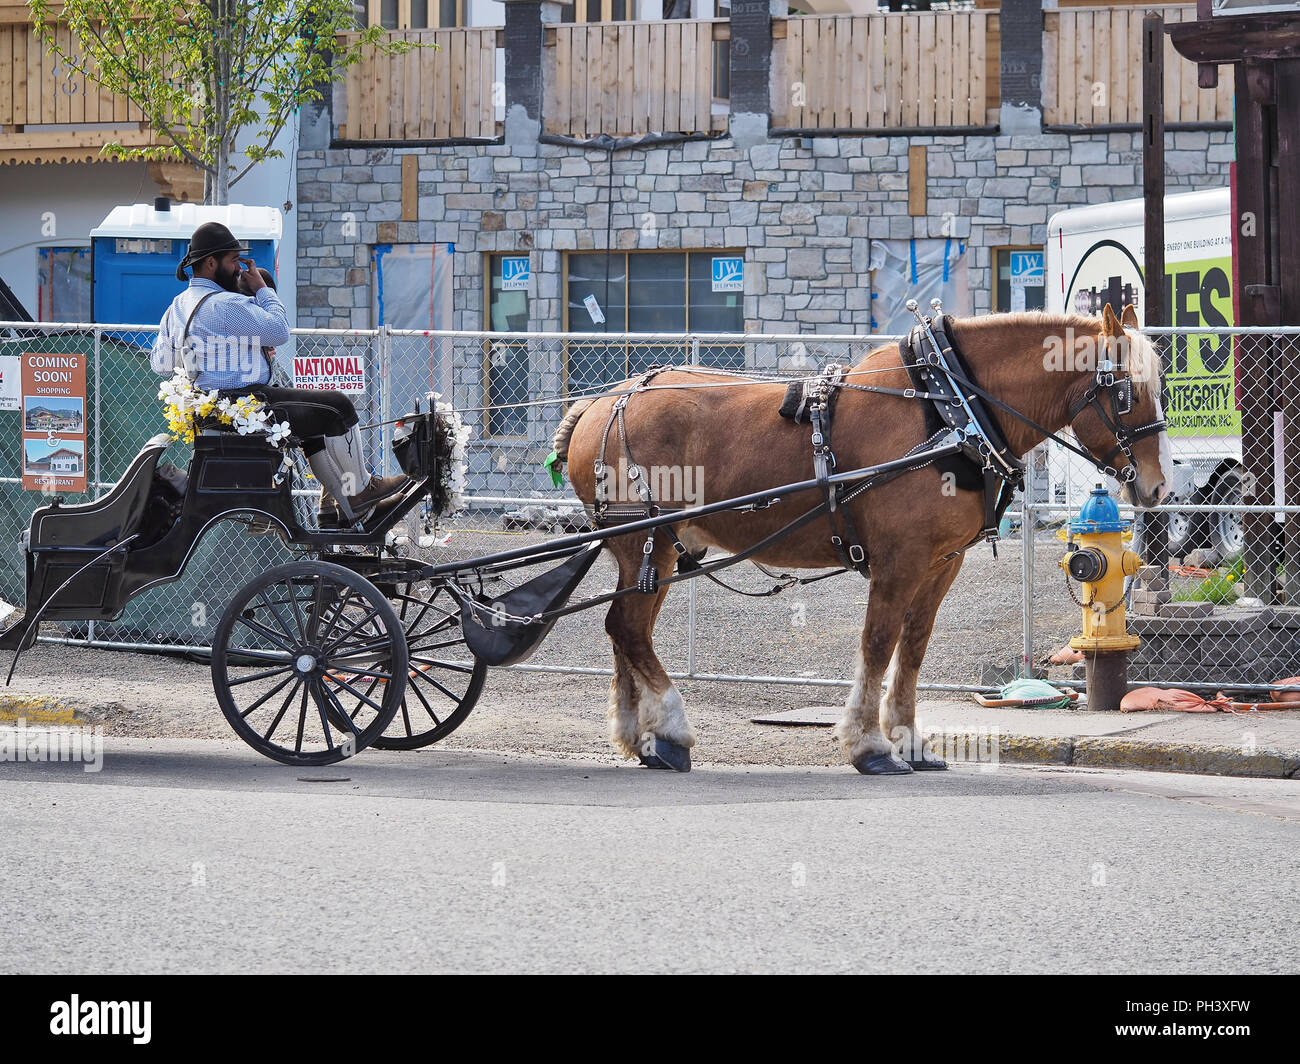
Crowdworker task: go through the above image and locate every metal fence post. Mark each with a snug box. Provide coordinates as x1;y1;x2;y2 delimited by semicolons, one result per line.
687;333;700;677
1021;498;1035;678
86;326;104;646
379;325;392;477
92;325;102;499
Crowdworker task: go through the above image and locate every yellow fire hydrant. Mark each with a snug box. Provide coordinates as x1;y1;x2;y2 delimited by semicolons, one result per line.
1060;484;1143;710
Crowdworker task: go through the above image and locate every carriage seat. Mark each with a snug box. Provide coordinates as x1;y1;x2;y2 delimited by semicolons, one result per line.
28;434;172;549
195;414;303;450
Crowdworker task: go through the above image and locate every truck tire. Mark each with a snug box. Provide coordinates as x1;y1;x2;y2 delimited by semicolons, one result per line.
1209;467;1245;563
1165;504;1194;558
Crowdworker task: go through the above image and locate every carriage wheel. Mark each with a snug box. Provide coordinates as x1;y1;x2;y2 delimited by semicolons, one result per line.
212;561;409;766
369;579;487;750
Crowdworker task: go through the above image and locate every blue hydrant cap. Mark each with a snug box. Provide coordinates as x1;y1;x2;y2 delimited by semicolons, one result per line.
1070;484;1129;534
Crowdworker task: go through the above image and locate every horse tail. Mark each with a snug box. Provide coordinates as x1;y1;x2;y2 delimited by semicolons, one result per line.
551;398;596;467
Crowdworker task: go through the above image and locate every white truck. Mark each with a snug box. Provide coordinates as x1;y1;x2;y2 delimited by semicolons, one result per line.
1043;187;1242;562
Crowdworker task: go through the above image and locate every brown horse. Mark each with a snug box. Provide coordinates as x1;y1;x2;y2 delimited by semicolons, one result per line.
554;305;1172;774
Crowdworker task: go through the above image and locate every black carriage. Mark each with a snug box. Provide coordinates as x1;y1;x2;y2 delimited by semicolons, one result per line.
0;406;489;766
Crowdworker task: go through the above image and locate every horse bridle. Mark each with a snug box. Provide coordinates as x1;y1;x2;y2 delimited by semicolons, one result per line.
1064;332;1167;485
904;303;1166;492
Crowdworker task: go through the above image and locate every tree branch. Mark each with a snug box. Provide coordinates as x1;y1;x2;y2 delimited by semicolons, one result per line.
73;15;216;173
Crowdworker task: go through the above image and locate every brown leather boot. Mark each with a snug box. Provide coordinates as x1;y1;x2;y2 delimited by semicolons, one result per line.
346;474;410;515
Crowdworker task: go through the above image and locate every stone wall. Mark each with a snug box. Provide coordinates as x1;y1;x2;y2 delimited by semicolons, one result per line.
1130;608;1300;687
295;128;1232;334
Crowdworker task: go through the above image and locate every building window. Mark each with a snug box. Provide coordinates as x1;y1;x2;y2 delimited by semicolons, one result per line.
564;250;744;392
562;0;639;22
994;246;1046;313
366;0;463;29
36;247;91;322
485;253;531;437
713;0;731;102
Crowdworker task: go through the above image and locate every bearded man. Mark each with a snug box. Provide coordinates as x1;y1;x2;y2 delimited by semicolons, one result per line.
152;221;407;526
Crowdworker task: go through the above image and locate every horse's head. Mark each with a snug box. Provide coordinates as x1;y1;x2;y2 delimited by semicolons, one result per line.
1066;304;1173;509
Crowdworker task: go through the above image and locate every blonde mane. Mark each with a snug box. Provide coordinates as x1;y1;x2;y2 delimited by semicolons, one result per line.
954;310;1162;401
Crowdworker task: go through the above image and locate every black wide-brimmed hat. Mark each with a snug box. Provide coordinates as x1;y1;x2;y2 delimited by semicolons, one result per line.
175;221;250;280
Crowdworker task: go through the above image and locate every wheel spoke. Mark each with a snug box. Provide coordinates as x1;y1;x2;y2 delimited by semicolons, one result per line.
259;677;302;737
311;680;338;752
328;662;397;682
225;647;294;665
404;671;443;726
290;577;314;643
394;592;457;628
228;663;295;687
330;637;396;661
314;586;356;645
409;657;475;674
410;665;460;703
419;635;474;651
323;608;383;654
321;683;361;737
406;616;460;644
241;672;299;718
293;682;313;754
398;597;435;633
357;677;383;723
409;654;475;673
324;671;388;715
235;614;296;653
258;588;301;644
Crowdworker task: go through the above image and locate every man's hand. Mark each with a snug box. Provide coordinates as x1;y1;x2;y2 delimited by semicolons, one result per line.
239;257;266;293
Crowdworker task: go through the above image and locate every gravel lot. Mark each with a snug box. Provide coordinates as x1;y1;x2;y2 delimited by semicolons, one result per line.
6;528;1083;766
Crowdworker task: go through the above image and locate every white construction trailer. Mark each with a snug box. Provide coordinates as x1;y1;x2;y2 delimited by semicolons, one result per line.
1043;187;1242;562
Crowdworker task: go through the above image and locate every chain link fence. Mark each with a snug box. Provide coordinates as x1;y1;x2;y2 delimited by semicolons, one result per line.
1025;326;1300;697
0;320;1290;697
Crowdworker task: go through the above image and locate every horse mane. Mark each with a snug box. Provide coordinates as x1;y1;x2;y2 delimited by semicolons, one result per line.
952;310;1162;402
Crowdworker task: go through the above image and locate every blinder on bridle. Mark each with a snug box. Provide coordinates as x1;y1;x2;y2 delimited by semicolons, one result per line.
1066;332;1165;485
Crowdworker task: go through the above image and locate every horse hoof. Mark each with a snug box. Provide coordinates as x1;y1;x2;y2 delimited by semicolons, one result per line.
639;738;692;772
852;752;914;776
908;753;948;771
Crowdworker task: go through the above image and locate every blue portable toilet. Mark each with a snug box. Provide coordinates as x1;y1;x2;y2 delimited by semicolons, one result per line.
90;200;282;327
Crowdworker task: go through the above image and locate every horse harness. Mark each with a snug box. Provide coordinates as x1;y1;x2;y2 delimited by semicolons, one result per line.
584;366;787;594
581;303;1162;590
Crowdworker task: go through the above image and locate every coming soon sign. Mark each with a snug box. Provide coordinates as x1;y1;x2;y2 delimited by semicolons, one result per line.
20;352;88;494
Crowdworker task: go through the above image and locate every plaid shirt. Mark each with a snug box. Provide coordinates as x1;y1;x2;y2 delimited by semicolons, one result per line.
152;278;290;391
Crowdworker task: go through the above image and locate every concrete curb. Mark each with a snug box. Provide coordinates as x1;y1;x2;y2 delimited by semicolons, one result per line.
3;696;1296;779
987;731;1299;780
0;694;83;727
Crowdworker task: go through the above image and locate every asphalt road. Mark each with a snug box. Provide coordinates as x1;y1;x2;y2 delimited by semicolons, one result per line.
2;739;1297;974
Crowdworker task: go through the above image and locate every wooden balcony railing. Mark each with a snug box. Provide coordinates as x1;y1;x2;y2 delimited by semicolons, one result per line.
328;6;1234;144
1043;5;1233;126
544;19;729;138
335;27;500;141
771;12;1000;131
0;15;165;165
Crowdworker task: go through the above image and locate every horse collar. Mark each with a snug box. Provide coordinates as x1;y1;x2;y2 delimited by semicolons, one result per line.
901;315;1025;485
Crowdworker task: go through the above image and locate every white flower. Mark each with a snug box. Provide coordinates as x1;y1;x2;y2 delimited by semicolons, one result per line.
428;404;472;518
158;374;291;450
